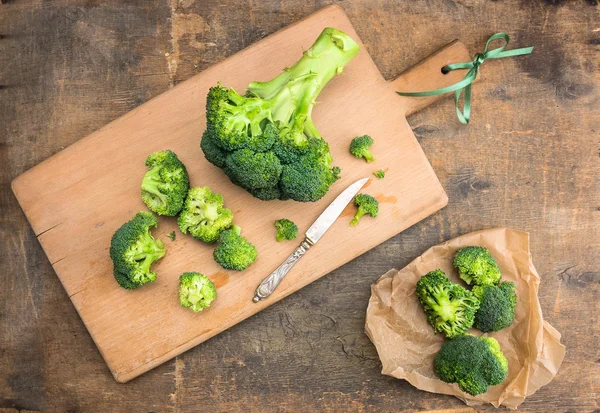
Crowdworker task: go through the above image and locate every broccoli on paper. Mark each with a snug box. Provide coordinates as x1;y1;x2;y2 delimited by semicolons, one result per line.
434;335;509;396
275;219;298;242
350;193;379;226
349;135;375;163
454;246;502;286
213;226;258;271
178;186;233;243
472;281;517;332
109;212;166;289
141;150;189;216
179;272;217;312
416;269;480;339
201;28;360;202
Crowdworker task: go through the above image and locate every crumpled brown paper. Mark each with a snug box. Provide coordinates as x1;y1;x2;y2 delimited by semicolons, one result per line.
365;228;565;409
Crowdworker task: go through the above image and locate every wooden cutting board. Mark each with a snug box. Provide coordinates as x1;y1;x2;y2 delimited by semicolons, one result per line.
12;5;470;382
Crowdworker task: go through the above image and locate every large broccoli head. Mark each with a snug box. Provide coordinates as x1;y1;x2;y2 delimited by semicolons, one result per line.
472;281;517;332
213;226;258;271
178;272;217;312
454;246;502;286
141;150;190;216
349;135;375;162
201;28;360;202
178;186;233;243
109;211;166;289
416;269;480;339
434;335;509;396
351;193;379;226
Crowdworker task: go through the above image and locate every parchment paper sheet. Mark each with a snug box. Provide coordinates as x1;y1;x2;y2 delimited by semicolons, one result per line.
365;228;565;409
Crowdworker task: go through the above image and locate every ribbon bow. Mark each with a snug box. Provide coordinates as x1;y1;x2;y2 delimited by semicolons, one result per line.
397;33;534;124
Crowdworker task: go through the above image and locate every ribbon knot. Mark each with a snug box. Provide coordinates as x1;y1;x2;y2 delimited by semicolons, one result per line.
397;32;534;124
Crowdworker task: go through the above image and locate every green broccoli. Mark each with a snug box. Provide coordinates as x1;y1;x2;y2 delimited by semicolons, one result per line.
416;269;480;338
434;335;509;396
178;272;217;312
109;211;166;289
166;231;176;241
201;28;359;202
178;186;233;243
349;135;375;163
141;150;190;216
472;281;517;332
350;193;379;226
213;226;258;271
373;169;385;179
275;219;298;242
454;246;502;286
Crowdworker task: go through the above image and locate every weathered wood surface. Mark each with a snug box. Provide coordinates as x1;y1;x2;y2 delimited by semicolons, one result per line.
1;0;598;412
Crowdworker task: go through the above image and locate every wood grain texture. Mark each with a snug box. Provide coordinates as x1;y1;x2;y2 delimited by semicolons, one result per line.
1;0;598;412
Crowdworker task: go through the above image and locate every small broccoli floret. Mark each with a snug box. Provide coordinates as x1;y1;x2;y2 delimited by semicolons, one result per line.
472;281;517;332
434;335;508;396
349;135;375;162
179;272;216;312
166;231;176;241
373;169;385;179
109;212;166;289
275;219;298;242
416;269;480;338
350;193;379;226
141;150;190;216
454;246;502;286
213;226;258;271
201;28;359;202
178;187;233;243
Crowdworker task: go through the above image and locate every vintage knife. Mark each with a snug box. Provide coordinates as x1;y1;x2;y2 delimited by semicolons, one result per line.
253;177;369;303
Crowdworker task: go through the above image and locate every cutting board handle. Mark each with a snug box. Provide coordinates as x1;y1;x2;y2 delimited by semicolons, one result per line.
388;40;472;117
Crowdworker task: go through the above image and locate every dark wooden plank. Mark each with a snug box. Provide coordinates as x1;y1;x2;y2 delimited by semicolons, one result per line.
1;0;598;412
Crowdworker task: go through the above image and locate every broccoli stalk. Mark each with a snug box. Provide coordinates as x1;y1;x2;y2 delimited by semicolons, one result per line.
349;135;375;162
350;194;379;226
434;335;509;396
213;226;258;271
454;246;502;286
141;150;190;216
178;186;233;243
109;212;166;289
202;28;360;202
472;281;517;332
275;219;298;242
416;270;480;338
179;272;217;312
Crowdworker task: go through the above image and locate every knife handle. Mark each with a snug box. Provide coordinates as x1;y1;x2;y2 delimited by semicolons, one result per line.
252;238;314;303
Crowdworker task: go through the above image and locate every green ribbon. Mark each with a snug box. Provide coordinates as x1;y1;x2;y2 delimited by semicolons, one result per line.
397;33;533;124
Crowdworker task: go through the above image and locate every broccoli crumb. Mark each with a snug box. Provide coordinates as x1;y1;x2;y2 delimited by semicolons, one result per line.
373;169;385;179
166;231;176;241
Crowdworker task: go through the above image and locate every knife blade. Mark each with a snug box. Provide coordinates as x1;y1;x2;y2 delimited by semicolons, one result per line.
253;177;369;303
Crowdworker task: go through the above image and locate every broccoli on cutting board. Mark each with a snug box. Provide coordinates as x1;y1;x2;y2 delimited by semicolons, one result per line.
178;272;216;312
201;28;360;202
178;186;233;243
349;135;375;163
274;219;298;242
416;269;480;339
141;150;189;216
454;246;502;286
213;226;258;271
351;194;378;226
109;211;166;289
434;335;509;396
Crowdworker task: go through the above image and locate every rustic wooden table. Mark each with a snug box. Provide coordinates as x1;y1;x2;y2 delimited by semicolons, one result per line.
1;1;598;412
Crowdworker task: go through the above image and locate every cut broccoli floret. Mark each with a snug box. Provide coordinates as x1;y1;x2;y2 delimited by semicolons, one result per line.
350;135;375;163
275;219;298;242
454;246;502;286
178;186;233;243
179;272;216;312
141;150;189;216
416;269;480;338
350;193;379;226
109;211;166;289
201;28;359;202
472;281;517;332
373;169;385;179
213;226;257;271
434;335;509;396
